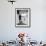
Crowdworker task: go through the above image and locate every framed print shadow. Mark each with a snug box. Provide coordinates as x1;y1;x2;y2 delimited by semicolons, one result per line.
15;8;31;28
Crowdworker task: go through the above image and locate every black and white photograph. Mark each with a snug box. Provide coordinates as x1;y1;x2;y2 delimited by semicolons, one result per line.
15;8;31;27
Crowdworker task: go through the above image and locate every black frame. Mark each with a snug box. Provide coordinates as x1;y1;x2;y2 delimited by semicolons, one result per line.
15;8;31;28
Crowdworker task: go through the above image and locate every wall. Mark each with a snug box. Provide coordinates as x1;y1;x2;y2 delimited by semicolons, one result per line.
0;0;46;42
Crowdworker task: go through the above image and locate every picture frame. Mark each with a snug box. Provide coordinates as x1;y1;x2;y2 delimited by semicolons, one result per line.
15;8;31;28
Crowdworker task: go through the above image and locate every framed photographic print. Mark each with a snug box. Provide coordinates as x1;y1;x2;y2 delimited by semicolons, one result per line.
15;8;31;28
